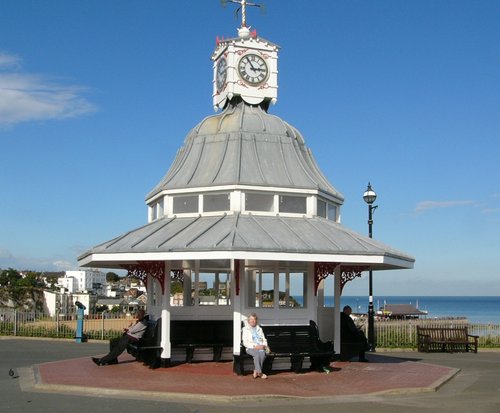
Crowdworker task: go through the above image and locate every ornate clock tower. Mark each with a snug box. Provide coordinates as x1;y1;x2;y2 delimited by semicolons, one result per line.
212;1;279;111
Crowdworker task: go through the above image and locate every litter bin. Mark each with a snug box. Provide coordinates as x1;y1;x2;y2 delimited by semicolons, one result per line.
75;301;87;343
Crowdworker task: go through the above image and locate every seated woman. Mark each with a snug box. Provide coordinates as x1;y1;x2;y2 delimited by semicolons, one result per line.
242;313;269;379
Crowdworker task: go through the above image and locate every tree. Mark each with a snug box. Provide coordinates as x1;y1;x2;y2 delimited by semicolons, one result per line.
170;279;184;295
0;269;44;310
44;274;59;289
17;271;43;288
0;268;21;287
106;272;120;283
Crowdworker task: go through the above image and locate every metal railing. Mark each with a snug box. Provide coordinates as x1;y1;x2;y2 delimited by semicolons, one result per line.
2;309;500;348
371;318;500;348
0;309;131;340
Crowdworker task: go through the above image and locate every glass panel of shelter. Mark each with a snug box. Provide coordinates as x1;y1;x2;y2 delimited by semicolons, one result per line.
317;199;327;218
168;261;308;309
168;192;340;220
169;260;231;307
247;267;307;309
172;195;198;214
203;193;230;213
245;192;274;212
279;195;307;214
198;271;230;306
279;272;306;308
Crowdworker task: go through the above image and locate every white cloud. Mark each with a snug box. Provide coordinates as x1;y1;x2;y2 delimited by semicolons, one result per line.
0;52;96;127
0;248;78;272
414;200;475;214
0;52;21;69
481;207;500;214
52;260;75;271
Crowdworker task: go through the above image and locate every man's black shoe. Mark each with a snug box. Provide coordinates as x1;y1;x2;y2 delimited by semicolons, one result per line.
91;357;101;366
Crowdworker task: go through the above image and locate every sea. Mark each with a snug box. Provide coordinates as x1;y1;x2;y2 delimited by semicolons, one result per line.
310;296;500;324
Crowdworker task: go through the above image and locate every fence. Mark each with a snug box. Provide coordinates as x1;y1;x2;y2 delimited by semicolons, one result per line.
0;309;132;341
372;318;500;348
2;309;500;348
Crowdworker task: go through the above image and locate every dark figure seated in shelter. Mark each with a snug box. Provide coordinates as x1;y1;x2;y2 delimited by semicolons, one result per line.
340;305;370;362
92;309;148;366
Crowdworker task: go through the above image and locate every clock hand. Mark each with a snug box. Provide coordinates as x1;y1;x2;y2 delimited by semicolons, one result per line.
246;57;258;71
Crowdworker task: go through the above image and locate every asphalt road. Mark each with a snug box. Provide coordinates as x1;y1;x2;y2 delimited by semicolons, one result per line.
1;337;499;413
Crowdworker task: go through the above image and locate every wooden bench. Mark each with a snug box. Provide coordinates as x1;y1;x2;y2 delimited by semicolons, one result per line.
127;318;163;368
417;326;479;353
233;320;334;375
170;319;233;363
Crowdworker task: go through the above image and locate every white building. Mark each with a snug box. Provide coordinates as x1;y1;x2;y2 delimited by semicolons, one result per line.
43;289;95;316
58;269;106;293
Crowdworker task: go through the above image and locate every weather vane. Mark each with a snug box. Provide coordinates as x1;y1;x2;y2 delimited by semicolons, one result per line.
221;0;265;28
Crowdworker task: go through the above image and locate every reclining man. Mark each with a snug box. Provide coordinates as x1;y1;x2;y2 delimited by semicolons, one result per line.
92;309;148;366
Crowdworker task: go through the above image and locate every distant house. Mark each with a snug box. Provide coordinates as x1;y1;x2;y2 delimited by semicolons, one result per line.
377;304;427;319
97;298;127;312
58;269;106;294
124;288;140;299
43;290;96;316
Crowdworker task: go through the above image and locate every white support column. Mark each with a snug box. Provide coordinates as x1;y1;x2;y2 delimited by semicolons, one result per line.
232;259;243;356
231;190;243;212
334;266;341;356
161;261;171;360
306;195;315;218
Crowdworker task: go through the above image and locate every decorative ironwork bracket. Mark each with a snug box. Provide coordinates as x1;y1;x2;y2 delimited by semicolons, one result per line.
314;263;369;295
340;266;369;294
314;262;340;295
171;269;184;284
122;261;166;294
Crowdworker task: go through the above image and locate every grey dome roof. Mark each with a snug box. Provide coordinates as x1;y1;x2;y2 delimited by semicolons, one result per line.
146;100;343;202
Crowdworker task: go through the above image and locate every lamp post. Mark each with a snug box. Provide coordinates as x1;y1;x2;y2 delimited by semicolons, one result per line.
363;182;377;351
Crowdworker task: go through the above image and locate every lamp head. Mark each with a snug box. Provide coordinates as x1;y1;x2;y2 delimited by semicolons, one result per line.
363;182;377;205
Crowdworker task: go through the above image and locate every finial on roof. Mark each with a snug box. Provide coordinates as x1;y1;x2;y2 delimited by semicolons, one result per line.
221;0;265;35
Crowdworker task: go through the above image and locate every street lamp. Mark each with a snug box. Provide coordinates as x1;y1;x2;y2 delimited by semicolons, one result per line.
363;182;377;351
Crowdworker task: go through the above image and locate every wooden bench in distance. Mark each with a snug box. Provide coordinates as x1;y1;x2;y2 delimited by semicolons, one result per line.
234;320;334;375
417;326;479;353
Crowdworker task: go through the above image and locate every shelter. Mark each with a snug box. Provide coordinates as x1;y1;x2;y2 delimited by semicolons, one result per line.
78;5;414;366
377;304;427;319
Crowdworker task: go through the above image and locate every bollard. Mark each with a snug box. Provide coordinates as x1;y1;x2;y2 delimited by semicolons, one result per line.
75;301;87;343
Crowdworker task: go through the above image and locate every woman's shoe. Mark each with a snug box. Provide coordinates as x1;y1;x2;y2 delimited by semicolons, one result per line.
260;373;268;379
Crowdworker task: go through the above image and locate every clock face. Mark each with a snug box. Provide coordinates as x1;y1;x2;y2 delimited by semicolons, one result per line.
216;57;227;92
238;54;268;85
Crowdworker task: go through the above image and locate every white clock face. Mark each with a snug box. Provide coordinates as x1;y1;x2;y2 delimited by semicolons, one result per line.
238;54;268;85
216;57;227;92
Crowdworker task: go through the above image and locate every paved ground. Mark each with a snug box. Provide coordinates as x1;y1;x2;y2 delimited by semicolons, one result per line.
2;337;500;413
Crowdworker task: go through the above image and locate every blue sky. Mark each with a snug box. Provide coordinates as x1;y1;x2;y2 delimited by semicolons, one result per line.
1;1;499;296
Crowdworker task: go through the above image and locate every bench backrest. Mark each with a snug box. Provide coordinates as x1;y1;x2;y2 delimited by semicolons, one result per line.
170;320;233;346
417;326;469;341
240;320;332;355
138;317;162;347
262;321;322;353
